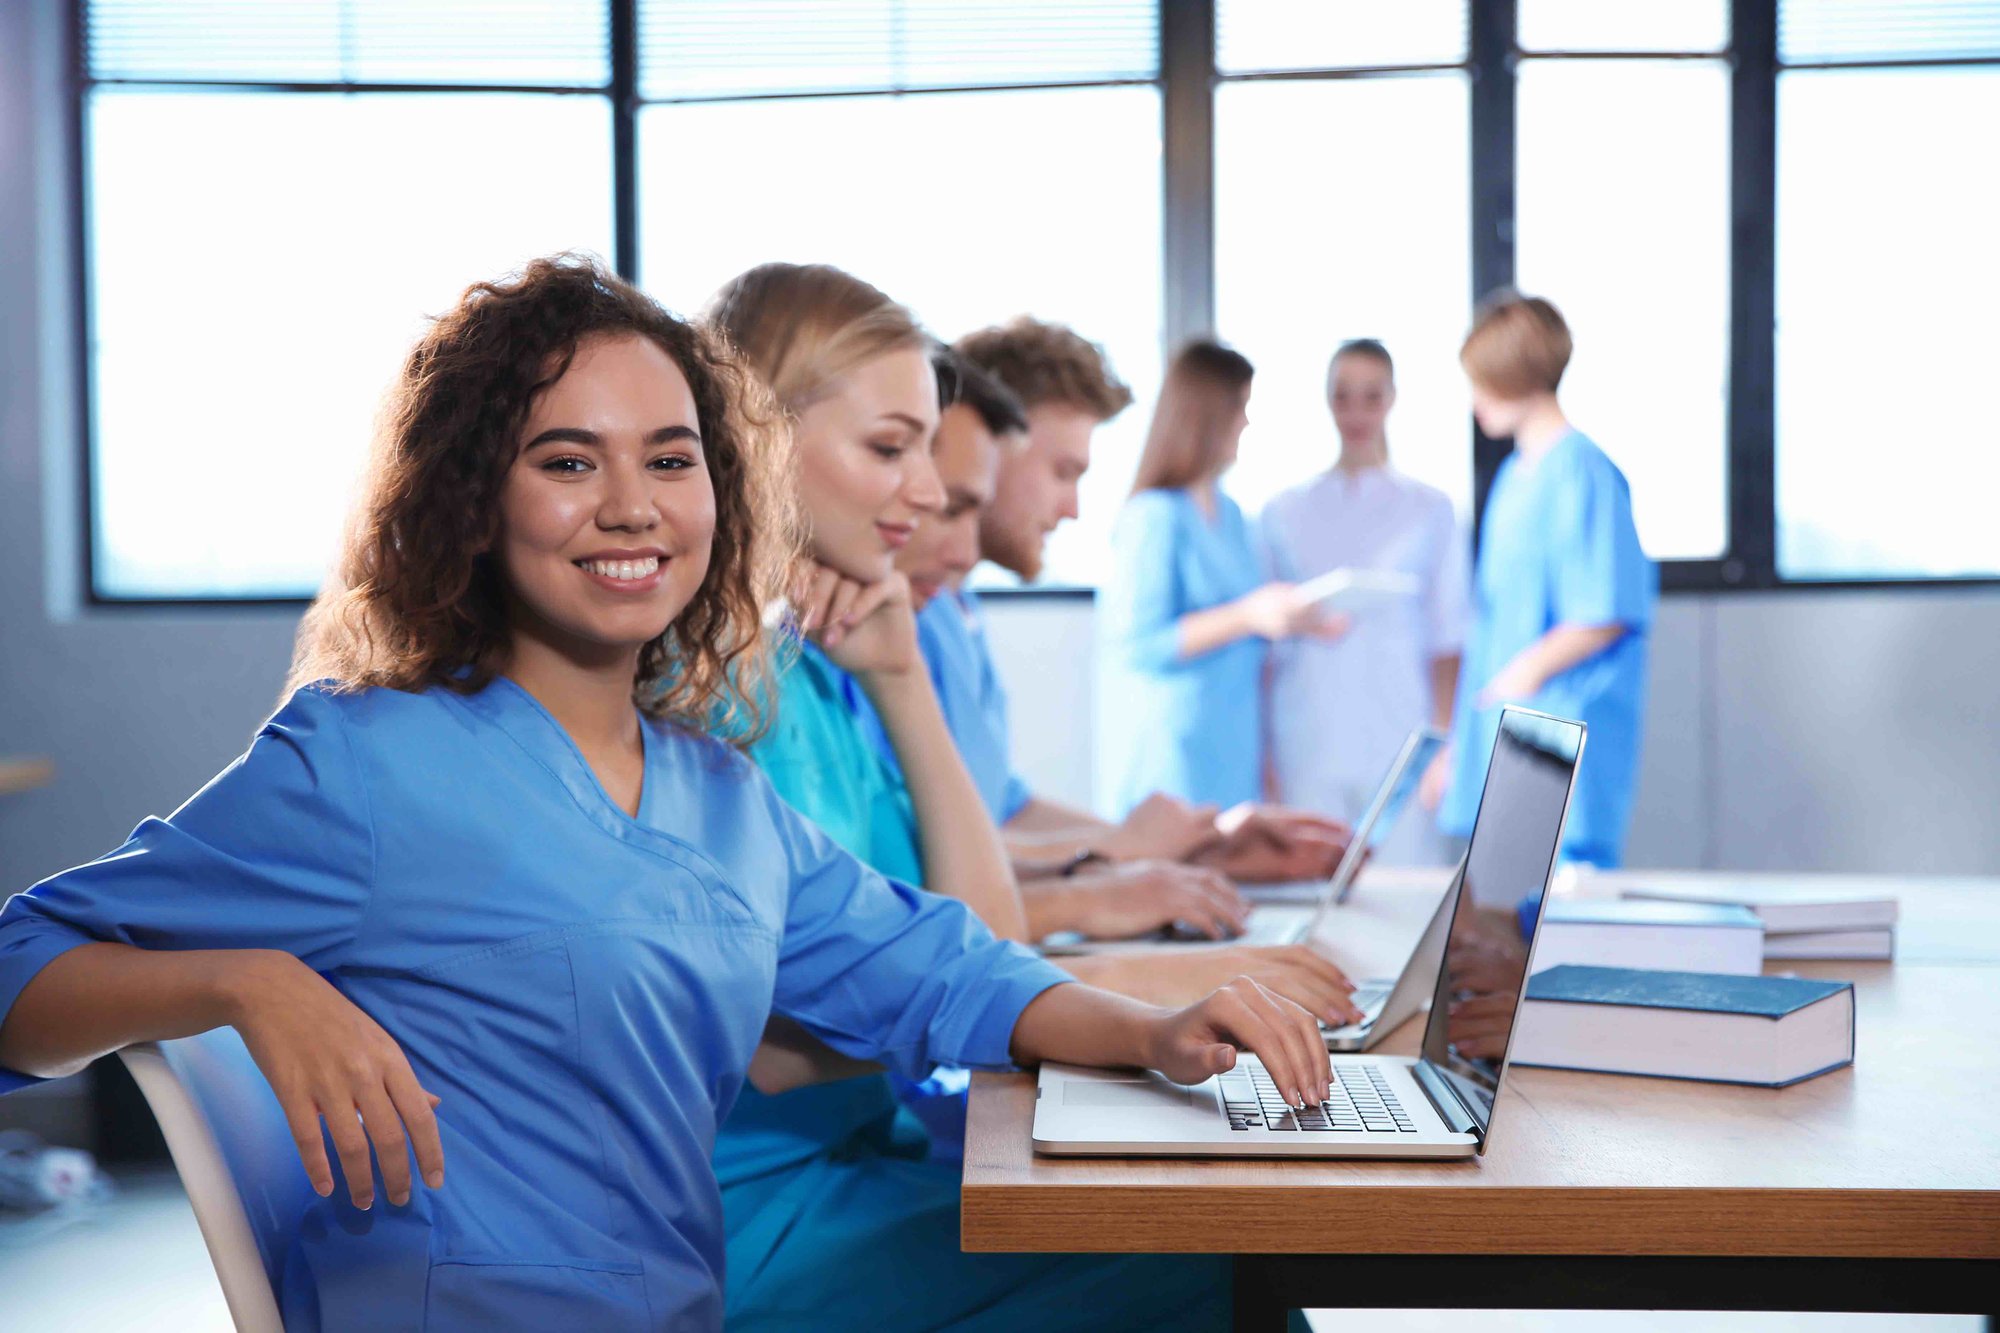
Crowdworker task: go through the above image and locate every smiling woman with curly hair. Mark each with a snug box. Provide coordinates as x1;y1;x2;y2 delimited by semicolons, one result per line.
0;254;1338;1333
292;252;796;742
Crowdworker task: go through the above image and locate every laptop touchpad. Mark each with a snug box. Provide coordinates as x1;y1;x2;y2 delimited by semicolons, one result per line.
1064;1080;1192;1108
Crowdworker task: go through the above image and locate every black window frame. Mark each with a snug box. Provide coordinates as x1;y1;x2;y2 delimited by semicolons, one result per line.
67;0;2000;606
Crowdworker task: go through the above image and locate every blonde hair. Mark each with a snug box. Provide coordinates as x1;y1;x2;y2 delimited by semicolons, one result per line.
1130;339;1254;494
704;263;927;413
954;316;1133;421
1460;290;1573;398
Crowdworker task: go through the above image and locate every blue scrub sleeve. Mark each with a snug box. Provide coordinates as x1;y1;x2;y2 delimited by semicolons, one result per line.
999;773;1033;824
0;687;374;1092
1551;458;1653;632
1100;491;1188;673
759;779;1070;1079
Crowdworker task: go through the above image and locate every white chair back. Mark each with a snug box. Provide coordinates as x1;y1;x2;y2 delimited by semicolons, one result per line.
120;1029;302;1333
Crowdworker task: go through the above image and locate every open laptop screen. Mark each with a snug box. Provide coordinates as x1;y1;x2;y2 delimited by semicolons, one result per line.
1417;708;1585;1140
1326;729;1445;905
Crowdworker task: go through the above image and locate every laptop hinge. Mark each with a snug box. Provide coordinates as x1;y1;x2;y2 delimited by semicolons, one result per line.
1412;1060;1479;1138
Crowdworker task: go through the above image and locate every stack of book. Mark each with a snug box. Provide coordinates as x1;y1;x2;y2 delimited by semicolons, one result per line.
1619;882;1897;960
1531;899;1765;976
1511;965;1856;1087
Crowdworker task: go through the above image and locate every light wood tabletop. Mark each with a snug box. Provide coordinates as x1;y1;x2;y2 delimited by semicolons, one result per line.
964;868;2000;1318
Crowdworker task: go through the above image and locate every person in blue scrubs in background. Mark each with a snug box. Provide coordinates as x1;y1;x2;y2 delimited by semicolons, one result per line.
0;256;1339;1333
1423;291;1656;873
1096;340;1342;819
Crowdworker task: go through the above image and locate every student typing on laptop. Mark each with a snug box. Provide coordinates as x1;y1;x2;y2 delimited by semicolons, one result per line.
1033;706;1586;1159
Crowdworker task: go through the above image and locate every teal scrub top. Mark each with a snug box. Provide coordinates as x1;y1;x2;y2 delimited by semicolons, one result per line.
1441;431;1656;866
854;591;1033;826
748;639;923;886
719;640;933;1202
0;679;1068;1332
724;634;1232;1333
1096;487;1267;818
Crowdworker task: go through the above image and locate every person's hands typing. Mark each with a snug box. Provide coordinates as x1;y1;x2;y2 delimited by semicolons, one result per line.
1055;860;1247;941
1199;803;1352;883
1100;792;1223;864
1103;944;1364;1028
1141;977;1334;1110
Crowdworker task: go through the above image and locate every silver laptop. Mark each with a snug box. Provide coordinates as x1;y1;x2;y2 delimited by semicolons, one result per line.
1235;726;1447;946
1038;728;1444;959
1032;707;1586;1160
1317;862;1457;1052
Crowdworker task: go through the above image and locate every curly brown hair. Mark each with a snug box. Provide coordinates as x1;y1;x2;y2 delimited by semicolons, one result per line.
953;316;1133;421
289;253;799;744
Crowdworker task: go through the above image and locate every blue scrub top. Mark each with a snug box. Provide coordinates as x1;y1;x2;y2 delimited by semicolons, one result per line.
1442;431;1656;866
853;591;1032;826
0;680;1068;1333
1096;487;1266;818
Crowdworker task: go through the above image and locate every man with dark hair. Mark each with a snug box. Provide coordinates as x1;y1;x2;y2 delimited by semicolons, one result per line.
947;321;1352;886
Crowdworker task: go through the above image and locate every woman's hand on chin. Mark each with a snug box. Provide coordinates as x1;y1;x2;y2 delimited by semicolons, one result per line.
222;950;445;1210
794;561;922;680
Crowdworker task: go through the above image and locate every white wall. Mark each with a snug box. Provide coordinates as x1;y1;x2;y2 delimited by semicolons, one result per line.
983;589;2000;876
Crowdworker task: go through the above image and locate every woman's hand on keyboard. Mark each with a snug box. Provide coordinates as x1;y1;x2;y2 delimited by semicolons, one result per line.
1143;977;1332;1110
1032;860;1247;941
1088;945;1363;1027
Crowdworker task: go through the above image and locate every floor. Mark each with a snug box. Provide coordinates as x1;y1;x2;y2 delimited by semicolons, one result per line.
0;1171;1982;1331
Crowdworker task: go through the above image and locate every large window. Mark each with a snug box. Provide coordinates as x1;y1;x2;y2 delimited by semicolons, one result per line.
71;0;2000;600
633;0;1161;590
637;89;1162;590
1515;18;1733;560
1214;77;1471;523
81;2;614;600
1775;62;2000;579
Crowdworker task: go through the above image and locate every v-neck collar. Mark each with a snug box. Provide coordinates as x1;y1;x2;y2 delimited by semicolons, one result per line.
461;675;656;830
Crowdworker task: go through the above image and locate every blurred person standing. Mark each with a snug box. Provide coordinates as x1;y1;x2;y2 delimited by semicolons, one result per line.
1096;340;1337;819
1261;340;1466;856
1424;293;1655;872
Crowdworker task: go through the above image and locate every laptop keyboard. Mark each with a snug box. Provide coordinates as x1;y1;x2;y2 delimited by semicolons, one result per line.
1217;1061;1417;1133
1321;982;1390;1033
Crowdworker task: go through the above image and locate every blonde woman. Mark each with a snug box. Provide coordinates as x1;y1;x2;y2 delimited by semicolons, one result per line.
708;266;1303;1332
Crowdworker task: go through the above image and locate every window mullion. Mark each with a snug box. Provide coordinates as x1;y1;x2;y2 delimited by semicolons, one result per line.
1469;0;1518;551
1729;0;1779;587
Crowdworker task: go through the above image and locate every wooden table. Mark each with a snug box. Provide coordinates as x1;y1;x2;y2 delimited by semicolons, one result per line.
964;870;2000;1328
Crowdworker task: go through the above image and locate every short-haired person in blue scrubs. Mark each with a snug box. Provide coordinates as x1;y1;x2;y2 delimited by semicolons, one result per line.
1097;340;1345;820
0;257;1339;1333
1422;292;1657;873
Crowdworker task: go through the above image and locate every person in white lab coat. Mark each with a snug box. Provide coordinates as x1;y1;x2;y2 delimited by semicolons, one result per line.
1259;340;1467;855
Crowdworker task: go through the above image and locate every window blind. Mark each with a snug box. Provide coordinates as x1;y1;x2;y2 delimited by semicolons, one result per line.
637;0;1157;101
1781;0;2000;63
1216;0;1466;75
86;0;610;87
1516;0;1729;55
